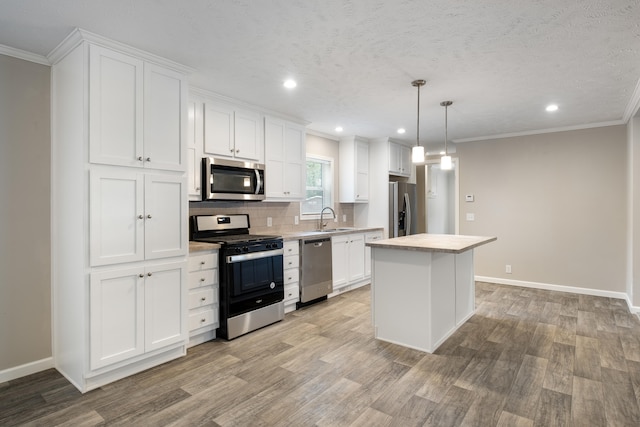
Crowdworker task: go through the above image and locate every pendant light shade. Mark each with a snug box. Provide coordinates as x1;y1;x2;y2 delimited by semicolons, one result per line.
440;100;453;170
411;79;426;163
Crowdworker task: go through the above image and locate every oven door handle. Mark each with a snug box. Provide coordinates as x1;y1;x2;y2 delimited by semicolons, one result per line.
226;248;283;264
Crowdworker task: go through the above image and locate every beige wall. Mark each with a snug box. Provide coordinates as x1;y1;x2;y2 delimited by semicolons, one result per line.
630;116;640;305
0;55;51;371
457;125;627;292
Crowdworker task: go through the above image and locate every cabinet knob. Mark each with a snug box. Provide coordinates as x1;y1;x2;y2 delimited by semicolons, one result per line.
138;215;144;219
139;273;144;278
137;156;143;161
235;149;240;153
201;297;206;302
147;214;152;219
229;148;234;153
200;261;205;265
147;272;152;277
201;318;206;323
146;157;151;162
200;277;205;282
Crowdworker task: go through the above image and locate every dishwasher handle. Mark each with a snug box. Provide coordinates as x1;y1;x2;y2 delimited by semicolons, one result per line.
304;237;331;246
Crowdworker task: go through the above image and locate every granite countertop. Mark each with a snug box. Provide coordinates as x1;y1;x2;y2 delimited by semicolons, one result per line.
366;234;497;254
189;241;221;252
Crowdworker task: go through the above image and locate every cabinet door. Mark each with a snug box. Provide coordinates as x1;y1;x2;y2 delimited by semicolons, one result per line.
89;45;144;167
389;142;400;174
144;174;188;260
187;99;203;200
234;108;262;161
331;235;349;289
90;169;144;266
284;123;306;199
399;144;411;176
356;141;369;201
145;261;187;351
90;267;145;370
144;63;186;171
203;101;234;157
264;118;286;198
348;234;365;283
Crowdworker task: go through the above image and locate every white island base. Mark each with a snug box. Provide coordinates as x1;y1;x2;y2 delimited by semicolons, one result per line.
369;234;496;353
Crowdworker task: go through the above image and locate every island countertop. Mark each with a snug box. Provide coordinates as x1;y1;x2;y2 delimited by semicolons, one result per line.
366;233;497;254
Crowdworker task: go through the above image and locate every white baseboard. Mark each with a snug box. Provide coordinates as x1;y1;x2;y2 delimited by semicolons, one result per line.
0;357;54;383
476;276;640;313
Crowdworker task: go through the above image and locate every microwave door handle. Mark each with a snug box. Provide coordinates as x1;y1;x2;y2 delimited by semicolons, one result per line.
255;169;262;195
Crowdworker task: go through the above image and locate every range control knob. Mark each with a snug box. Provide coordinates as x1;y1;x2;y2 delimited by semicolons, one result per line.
234;248;243;254
242;246;249;253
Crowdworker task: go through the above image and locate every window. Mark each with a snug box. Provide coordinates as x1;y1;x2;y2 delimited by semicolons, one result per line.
301;156;333;218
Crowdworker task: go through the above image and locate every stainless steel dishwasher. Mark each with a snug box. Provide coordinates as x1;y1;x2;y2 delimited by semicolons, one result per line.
298;236;333;307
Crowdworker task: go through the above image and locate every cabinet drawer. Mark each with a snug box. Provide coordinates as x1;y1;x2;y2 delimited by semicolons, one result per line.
188;287;217;309
284;241;299;256
284;255;299;270
188;252;218;272
188;307;217;331
188;269;217;290
284;269;299;285
284;284;299;303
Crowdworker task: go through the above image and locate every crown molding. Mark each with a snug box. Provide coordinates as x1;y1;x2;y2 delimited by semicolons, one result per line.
0;44;49;66
47;28;194;75
454;120;626;143
623;76;640;122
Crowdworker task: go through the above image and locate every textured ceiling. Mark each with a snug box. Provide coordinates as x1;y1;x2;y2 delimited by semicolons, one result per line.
1;0;640;151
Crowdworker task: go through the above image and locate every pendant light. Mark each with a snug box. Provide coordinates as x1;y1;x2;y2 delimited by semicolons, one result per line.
411;80;426;163
440;100;453;170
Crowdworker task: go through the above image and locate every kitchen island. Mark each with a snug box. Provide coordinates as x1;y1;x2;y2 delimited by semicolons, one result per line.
367;234;496;353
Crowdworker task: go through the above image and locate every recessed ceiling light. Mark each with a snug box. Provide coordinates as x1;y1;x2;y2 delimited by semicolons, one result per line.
335;126;343;132
546;104;558;112
283;79;297;89
397;128;406;134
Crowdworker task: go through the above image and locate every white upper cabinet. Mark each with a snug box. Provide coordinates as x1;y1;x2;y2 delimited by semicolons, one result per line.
389;141;411;177
187;98;204;200
143;63;187;171
339;136;369;203
264;116;306;201
203;100;264;163
89;45;186;171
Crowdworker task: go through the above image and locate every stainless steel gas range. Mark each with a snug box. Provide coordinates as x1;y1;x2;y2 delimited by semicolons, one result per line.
190;214;284;339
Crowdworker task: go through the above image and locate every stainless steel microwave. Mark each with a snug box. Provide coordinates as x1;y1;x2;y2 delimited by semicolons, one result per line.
202;157;265;201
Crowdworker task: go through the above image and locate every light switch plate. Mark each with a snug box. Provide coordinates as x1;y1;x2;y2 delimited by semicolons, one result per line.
267;217;273;227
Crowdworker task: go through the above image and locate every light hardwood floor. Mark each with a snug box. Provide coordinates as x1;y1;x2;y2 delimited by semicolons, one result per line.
3;282;640;426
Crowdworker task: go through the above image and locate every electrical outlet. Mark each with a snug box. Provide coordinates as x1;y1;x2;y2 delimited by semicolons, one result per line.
267;217;272;227
466;213;475;221
294;215;299;225
506;264;512;274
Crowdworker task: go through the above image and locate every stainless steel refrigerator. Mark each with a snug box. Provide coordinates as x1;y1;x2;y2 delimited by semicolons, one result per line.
389;181;418;237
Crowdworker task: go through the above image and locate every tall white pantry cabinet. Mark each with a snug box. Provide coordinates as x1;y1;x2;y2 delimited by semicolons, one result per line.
49;29;191;392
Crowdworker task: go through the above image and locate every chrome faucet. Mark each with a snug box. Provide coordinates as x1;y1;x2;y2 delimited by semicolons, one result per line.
319;207;336;231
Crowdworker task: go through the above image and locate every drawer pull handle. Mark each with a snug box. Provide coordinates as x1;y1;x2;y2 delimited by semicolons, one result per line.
201;297;206;301
200;261;205;265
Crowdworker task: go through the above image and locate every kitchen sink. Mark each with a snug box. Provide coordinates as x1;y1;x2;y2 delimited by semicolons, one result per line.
315;227;356;232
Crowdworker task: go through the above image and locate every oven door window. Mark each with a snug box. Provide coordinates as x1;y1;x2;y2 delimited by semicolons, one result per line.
230;255;284;297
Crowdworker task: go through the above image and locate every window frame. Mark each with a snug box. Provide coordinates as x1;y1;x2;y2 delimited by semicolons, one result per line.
300;154;334;221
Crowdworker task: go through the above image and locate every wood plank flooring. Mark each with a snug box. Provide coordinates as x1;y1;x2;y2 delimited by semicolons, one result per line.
3;282;640;426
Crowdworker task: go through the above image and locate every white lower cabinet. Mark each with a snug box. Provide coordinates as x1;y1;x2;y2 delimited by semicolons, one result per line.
283;240;300;313
89;261;187;370
187;249;219;347
331;233;365;293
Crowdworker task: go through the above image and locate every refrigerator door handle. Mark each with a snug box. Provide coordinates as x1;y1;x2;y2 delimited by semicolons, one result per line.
404;192;412;236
